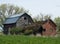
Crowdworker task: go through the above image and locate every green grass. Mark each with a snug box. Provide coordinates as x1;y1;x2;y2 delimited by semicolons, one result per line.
0;35;60;44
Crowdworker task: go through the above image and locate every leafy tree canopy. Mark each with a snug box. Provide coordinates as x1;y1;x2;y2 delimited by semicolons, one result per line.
54;17;60;31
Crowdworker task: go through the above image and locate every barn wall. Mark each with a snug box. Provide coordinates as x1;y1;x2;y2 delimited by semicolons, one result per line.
49;21;56;35
16;14;33;27
3;23;16;34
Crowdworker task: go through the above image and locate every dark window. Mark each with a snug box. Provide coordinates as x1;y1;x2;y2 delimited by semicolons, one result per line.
24;17;27;20
43;29;46;31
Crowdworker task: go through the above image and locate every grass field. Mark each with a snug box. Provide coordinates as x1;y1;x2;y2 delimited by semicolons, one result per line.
0;35;60;44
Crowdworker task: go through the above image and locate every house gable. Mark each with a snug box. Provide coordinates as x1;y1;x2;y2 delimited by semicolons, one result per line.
16;13;34;27
42;19;56;36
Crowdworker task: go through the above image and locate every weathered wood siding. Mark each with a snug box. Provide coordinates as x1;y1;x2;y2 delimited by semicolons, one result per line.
16;14;33;27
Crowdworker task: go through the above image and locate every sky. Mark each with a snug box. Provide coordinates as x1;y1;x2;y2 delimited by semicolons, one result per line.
0;0;60;19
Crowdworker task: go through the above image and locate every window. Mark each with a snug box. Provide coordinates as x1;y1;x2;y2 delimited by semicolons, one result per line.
43;29;46;31
24;17;27;20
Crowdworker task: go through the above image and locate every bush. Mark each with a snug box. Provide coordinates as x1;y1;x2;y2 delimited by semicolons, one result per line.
22;24;41;35
10;27;22;35
24;29;33;35
9;26;34;35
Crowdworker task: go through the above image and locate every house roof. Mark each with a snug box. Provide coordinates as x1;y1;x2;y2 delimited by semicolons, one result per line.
34;19;57;27
3;17;20;24
43;19;57;27
3;13;26;24
9;13;24;18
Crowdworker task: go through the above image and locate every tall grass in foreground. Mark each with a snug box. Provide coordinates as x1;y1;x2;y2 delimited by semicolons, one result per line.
0;35;60;44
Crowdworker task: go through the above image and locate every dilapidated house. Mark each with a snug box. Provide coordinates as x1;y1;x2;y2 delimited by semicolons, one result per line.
42;19;57;36
22;19;57;36
3;13;33;34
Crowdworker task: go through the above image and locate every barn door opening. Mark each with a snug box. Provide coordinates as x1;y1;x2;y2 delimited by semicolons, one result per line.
38;26;44;35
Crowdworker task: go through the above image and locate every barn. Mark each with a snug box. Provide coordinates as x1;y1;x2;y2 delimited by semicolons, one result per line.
42;19;57;36
3;13;33;34
3;12;57;36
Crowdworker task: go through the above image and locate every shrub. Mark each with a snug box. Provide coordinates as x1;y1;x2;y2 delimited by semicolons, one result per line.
10;27;22;35
24;29;33;35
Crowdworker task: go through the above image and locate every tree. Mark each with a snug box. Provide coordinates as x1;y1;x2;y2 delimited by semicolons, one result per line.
54;17;60;31
33;13;51;22
0;4;28;27
0;4;27;17
33;15;40;22
44;15;51;20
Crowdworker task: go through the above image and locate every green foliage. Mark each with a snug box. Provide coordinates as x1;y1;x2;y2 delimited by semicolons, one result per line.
0;4;26;17
24;30;33;35
0;35;60;44
33;13;51;22
10;27;34;35
10;27;22;35
44;15;51;20
54;17;60;31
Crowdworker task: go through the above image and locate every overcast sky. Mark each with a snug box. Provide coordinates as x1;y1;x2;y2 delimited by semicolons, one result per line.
0;0;60;19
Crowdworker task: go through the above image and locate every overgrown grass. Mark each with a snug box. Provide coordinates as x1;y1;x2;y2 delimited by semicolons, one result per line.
0;35;60;44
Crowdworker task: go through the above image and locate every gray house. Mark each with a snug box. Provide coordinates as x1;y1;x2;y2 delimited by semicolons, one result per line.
3;13;33;34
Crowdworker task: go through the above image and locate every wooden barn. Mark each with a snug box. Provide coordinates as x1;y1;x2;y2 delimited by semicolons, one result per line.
42;19;57;36
3;13;33;34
